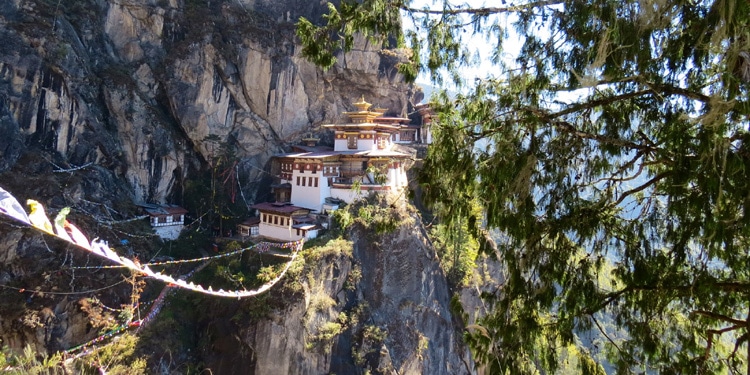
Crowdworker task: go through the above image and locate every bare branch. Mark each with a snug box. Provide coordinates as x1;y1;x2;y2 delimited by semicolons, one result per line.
612;171;671;207
692;310;748;327
591;150;647;185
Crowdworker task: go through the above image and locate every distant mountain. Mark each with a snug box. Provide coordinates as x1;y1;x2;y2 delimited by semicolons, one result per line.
416;82;457;104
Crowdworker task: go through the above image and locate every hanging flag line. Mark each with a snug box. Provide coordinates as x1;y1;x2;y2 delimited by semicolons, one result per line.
0;279;129;296
138;260;212;332
62;320;143;358
89;297;155;313
0;186;305;298
68;241;273;269
63;263;212;361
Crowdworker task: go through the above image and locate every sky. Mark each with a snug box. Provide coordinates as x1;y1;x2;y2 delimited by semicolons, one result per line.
401;0;524;95
400;0;587;104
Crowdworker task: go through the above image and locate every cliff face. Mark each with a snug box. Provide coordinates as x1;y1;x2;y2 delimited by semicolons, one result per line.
0;0;417;203
0;0;469;373
193;201;472;375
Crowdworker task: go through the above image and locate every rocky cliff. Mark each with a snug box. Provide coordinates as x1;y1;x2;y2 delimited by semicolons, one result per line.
163;198;472;375
0;0;418;203
0;0;469;373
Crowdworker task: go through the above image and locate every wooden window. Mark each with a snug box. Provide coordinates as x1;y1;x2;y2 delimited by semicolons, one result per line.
314;177;319;187
274;216;278;225
302;177;306;186
308;177;313;186
296;176;300;186
347;135;357;149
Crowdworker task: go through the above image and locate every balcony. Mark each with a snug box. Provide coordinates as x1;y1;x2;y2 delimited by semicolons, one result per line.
339;168;365;178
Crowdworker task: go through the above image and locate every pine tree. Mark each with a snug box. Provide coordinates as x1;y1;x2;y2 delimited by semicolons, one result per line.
298;0;750;373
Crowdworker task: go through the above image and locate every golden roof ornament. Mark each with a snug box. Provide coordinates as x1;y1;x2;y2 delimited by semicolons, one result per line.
353;96;372;112
302;133;319;146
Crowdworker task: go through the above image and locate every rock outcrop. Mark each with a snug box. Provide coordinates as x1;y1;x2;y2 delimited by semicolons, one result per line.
0;0;468;373
188;201;472;374
0;0;418;203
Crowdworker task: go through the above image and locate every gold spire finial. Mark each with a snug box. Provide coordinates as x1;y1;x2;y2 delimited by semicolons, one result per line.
353;96;371;112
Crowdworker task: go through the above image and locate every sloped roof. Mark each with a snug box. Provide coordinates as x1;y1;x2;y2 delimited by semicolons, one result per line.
251;202;311;214
291;144;334;153
139;203;188;216
238;217;260;227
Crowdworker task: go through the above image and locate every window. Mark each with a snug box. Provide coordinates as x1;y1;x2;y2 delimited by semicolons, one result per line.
378;137;387;149
347;135;357;149
400;130;415;141
314;177;319;187
296;176;300;186
308;177;313;186
274;216;278;225
302;177;306;186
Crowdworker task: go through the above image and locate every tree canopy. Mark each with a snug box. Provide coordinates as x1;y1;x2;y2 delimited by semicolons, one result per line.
298;0;750;373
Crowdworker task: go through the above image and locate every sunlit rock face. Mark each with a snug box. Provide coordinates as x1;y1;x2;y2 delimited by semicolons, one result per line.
0;0;431;368
0;0;418;203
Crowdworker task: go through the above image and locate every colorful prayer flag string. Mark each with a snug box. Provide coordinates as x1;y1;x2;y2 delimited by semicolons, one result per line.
0;186;304;298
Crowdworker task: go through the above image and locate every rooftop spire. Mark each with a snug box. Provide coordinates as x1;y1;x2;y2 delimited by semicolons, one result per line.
353;96;372;112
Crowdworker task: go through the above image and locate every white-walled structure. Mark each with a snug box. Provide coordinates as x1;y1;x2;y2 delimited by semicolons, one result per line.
140;204;189;241
251;202;317;242
251;97;425;241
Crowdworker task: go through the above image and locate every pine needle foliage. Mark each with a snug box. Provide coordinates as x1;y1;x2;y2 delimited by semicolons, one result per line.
298;0;750;373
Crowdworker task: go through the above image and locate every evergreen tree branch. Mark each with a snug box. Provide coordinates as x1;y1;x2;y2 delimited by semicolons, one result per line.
402;0;565;16
548;118;657;152
548;90;653;119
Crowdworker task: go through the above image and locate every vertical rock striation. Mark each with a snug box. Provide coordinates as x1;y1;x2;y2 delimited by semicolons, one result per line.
0;1;464;373
0;0;418;203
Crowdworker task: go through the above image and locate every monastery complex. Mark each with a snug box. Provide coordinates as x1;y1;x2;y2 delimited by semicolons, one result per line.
247;98;433;242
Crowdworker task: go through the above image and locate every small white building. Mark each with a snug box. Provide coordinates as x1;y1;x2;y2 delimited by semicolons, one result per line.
140;204;188;241
414;103;435;145
251;202;320;242
237;217;260;238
